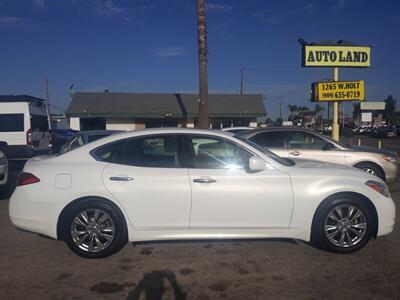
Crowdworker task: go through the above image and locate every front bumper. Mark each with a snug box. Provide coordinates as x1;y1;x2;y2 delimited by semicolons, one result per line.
376;194;396;237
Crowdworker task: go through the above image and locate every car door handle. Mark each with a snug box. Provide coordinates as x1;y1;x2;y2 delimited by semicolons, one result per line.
109;176;134;181
193;177;217;184
290;151;301;156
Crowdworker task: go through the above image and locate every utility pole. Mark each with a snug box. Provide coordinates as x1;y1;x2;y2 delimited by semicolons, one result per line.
240;67;244;95
277;96;285;119
44;75;52;131
197;0;209;129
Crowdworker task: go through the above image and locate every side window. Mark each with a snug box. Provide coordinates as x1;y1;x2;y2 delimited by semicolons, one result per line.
120;135;180;168
250;132;284;148
0;114;24;132
185;136;252;169
92;142;121;162
287;132;326;149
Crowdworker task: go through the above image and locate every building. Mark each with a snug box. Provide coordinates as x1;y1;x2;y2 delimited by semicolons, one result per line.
66;92;266;130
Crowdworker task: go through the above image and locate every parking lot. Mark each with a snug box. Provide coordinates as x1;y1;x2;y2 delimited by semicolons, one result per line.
0;139;398;300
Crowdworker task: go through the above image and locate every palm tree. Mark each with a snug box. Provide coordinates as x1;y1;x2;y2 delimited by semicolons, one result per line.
197;0;208;129
288;105;298;121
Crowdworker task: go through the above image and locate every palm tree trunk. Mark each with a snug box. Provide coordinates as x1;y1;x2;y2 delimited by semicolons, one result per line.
197;0;209;129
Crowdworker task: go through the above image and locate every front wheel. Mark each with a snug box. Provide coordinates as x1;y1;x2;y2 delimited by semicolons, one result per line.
61;199;128;258
354;162;385;181
311;196;374;253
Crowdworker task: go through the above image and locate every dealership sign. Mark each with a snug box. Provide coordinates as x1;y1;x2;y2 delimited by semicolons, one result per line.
311;80;365;102
302;45;371;67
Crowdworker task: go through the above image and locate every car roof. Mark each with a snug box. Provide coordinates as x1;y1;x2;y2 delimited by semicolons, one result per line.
78;130;123;135
237;127;318;136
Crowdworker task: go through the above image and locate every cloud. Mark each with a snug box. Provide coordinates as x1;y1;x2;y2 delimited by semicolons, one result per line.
0;16;23;23
333;0;346;11
72;0;154;21
150;46;189;57
92;0;131;16
33;0;46;8
207;3;233;13
251;2;315;24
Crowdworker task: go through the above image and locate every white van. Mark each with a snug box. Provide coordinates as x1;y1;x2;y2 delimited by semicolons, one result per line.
0;95;51;160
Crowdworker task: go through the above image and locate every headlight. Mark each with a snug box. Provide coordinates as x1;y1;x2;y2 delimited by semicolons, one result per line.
365;180;390;198
383;155;399;163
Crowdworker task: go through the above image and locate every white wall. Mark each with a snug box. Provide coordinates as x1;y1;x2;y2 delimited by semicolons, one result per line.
106;118;136;130
70;117;80;130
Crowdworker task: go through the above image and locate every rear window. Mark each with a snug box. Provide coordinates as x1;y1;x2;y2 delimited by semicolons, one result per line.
31;115;49;131
0;114;24;132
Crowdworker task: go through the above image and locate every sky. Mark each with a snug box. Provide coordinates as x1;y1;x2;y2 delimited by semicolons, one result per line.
0;0;399;118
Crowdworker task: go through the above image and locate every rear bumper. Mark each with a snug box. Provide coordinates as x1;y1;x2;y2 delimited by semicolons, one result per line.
9;187;60;239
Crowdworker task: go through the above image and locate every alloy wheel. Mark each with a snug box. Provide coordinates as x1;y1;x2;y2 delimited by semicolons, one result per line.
70;208;115;253
324;204;367;248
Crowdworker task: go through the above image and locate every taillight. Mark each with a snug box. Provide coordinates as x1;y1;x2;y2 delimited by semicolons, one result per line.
16;172;40;186
26;128;32;146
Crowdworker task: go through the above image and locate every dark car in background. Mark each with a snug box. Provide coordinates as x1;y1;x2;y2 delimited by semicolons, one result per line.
50;129;78;153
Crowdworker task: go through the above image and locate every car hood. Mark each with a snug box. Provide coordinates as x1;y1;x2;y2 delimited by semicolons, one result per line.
287;158;381;182
291;158;351;171
346;145;397;157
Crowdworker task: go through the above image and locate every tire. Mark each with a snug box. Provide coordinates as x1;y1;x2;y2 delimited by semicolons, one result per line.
60;199;128;258
311;195;375;253
354;162;385;181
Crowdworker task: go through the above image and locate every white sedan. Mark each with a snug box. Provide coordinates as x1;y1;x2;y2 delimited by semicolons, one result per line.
9;128;395;258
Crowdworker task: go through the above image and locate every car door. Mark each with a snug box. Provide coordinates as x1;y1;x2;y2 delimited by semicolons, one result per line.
248;131;289;157
285;131;345;165
183;135;293;229
101;134;192;229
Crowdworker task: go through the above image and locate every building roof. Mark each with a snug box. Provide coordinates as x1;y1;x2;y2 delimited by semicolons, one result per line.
67;92;266;119
0;95;45;103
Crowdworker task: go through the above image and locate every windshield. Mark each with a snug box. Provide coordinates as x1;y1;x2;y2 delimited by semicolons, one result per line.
235;135;295;166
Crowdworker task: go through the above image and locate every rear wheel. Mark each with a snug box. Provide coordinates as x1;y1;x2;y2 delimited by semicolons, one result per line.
61;199;128;258
311;195;374;253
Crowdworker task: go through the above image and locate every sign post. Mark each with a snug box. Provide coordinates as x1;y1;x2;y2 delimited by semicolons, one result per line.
332;67;339;141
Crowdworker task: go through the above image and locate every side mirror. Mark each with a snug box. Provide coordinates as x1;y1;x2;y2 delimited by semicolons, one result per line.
322;142;335;151
248;156;266;172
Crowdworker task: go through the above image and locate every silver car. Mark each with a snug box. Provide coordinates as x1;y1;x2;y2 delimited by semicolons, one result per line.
238;128;399;183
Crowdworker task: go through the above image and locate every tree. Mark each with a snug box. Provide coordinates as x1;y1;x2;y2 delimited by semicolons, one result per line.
197;0;208;129
384;95;397;125
288;105;298;121
353;102;361;122
275;117;283;126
